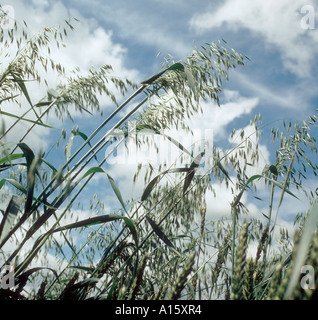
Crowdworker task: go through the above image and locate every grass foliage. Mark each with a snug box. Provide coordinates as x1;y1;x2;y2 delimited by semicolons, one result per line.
0;13;318;300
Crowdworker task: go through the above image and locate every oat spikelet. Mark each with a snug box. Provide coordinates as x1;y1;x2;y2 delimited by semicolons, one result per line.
190;274;198;300
127;255;148;300
243;257;254;300
167;252;195;300
59;271;79;300
118;285;127;300
199;201;206;239
253;261;263;291
157;282;169;300
267;262;283;300
231;222;248;300
212;234;230;286
96;241;127;278
256;224;269;263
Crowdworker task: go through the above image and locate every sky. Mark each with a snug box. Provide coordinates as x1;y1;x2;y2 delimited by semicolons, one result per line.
1;0;318;272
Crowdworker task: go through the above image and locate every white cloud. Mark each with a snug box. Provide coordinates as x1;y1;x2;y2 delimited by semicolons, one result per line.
186;90;259;140
74;0;191;58
232;72;314;111
1;0;140;151
205;181;238;219
190;0;318;78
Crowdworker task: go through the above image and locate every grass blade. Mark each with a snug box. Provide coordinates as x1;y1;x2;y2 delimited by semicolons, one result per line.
69;266;94;273
141;175;160;202
145;215;179;255
284;201;318;299
141;168;191;202
183;152;204;195
41;157;58;174
0;153;24;167
0;110;55;129
16;267;59;290
25;155;42;215
0;195;23;243
81;167;127;213
141;62;184;85
8;71;44;125
0;178;27;194
53;214;126;232
18;143;35;168
72;129;98;161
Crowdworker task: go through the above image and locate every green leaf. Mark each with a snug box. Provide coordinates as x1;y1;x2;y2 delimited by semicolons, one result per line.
141;62;184;85
53;214;138;246
217;161;233;183
82;166;104;179
105;276;119;300
262;213;270;220
0;110;55;129
78;105;94;116
0;153;24;166
72;129;98;161
167;62;184;72
69;266;95;273
141;70;168;86
232;175;262;207
262;176;298;199
18;142;35;168
141;175;160;202
107;172;127;212
269;165;278;177
158;130;192;157
126;125;192;157
146;215;179;255
11;74;33;107
82;167;127;213
141;167;191;202
0;195;23;243
232;173;299;209
16;267;58;287
122;216;138;246
183;152;204;195
82;167;127;212
17;143;40;215
41;157;58;174
10;72;43;124
25;155;42;215
34;101;52;108
0;178;27;194
53;214;125;232
183;170;195;196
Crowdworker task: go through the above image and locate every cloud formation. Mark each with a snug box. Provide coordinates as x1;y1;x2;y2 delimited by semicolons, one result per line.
1;0;139;150
190;0;318;78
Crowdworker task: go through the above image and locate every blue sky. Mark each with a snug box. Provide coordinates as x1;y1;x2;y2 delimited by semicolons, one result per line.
2;0;318;267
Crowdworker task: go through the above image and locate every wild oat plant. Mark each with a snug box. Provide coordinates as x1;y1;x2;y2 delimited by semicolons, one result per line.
0;13;317;300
